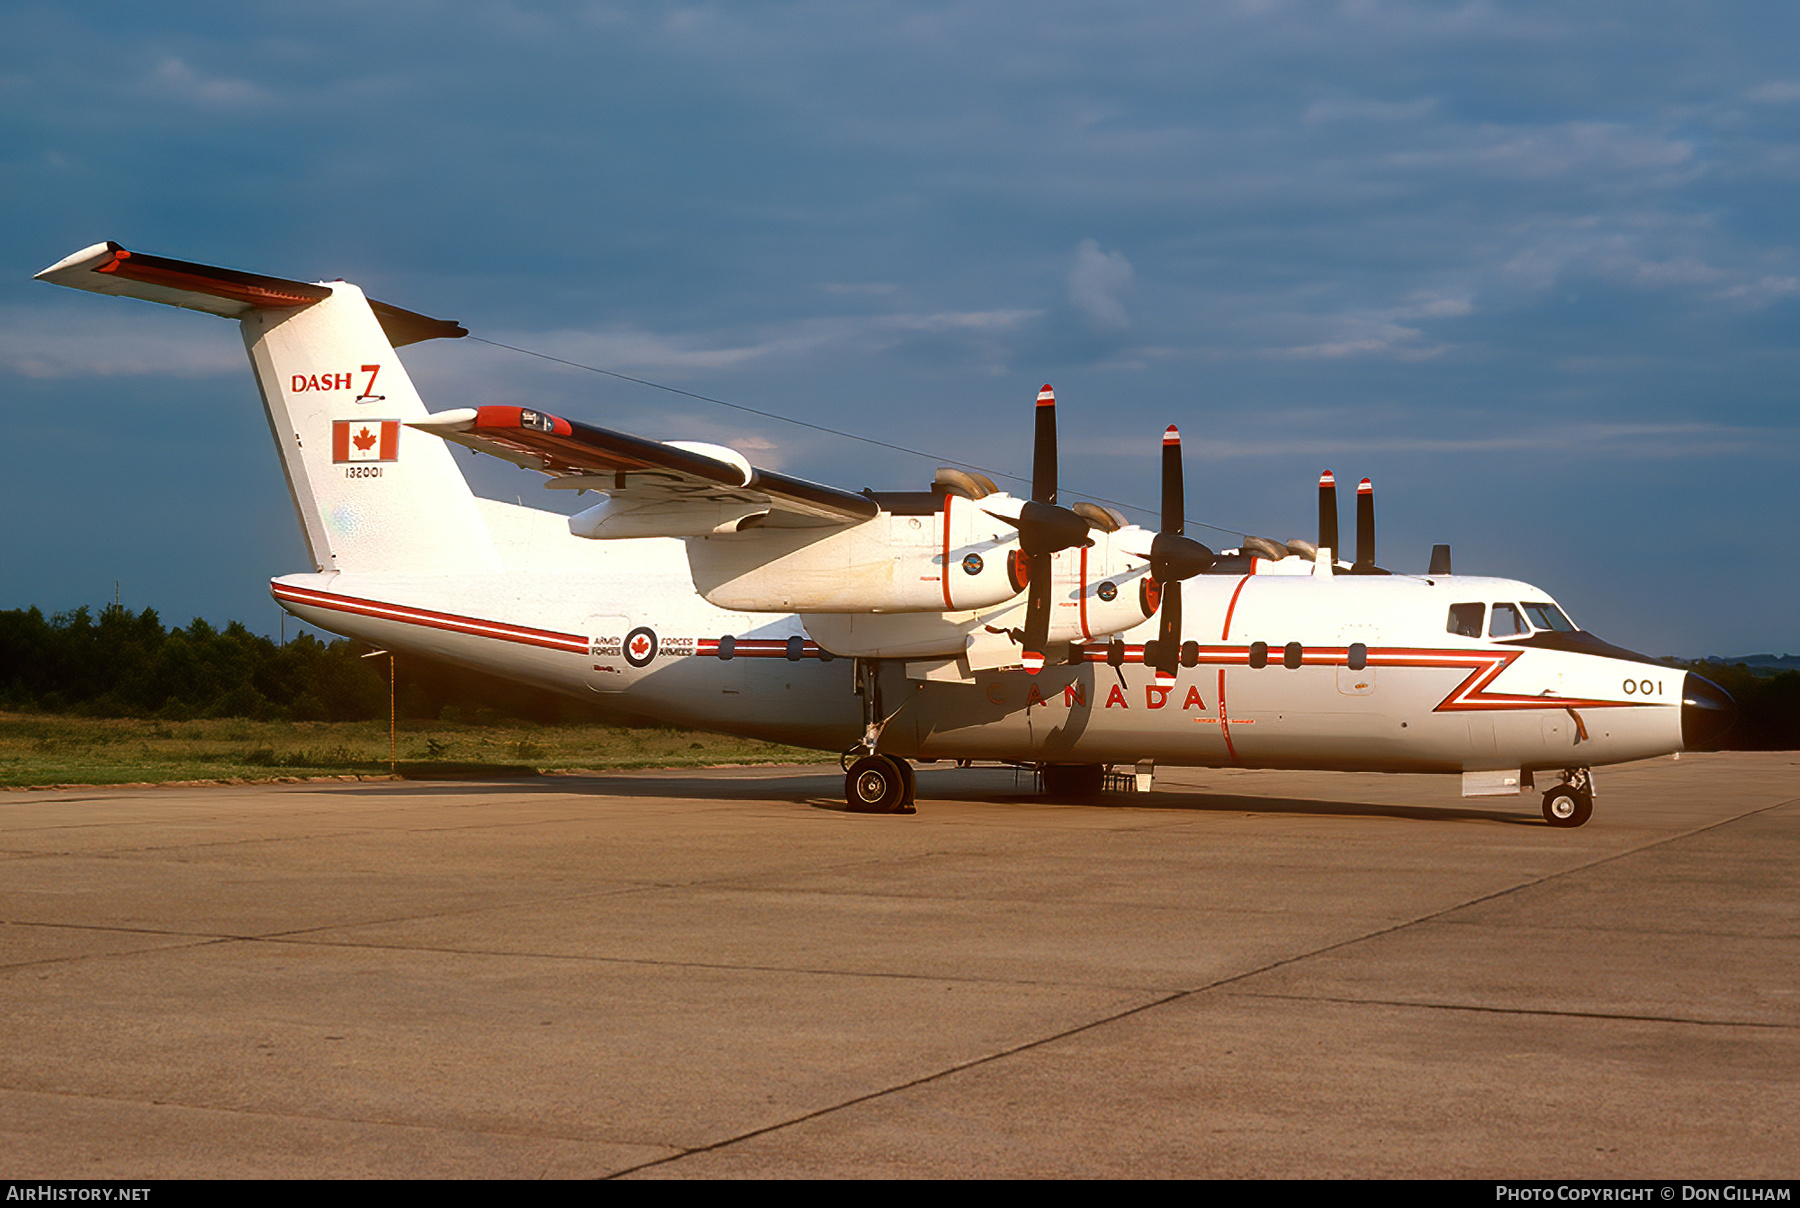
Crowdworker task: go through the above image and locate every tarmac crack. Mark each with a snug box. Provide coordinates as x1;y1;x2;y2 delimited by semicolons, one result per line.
1225;989;1798;1031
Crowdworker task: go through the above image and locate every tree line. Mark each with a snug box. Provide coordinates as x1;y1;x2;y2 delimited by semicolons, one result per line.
0;604;610;725
1663;659;1800;751
1;602;1793;747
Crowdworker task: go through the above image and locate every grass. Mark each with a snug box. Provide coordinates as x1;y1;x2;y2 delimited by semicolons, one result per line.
0;712;828;788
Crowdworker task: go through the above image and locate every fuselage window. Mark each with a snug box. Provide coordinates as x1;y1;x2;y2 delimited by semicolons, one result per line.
1447;603;1484;638
1489;602;1528;638
1523;601;1576;632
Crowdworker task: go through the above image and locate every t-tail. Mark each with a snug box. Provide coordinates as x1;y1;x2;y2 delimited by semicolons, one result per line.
35;242;500;576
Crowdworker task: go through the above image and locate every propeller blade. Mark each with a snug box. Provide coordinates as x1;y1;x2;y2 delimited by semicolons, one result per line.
1151;579;1182;682
1033;384;1058;504
1022;558;1052;672
1148;427;1215;581
1318;470;1339;560
1161;426;1183;534
1354;477;1375;570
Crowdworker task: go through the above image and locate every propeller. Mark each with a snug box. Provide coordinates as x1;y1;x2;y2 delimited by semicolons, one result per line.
1143;426;1216;681
999;385;1091;672
1354;477;1374;569
1318;471;1339;561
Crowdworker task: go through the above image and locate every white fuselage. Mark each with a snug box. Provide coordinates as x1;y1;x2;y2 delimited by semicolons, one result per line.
272;496;1684;776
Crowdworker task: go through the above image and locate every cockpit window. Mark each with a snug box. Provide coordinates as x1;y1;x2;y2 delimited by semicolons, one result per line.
1523;601;1576;632
1447;603;1484;638
1489;603;1528;638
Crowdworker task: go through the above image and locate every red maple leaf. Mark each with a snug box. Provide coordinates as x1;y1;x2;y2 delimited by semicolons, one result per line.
353;426;378;452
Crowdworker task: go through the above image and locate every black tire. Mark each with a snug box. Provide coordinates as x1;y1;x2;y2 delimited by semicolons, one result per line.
846;755;905;813
1041;763;1106;800
890;756;916;805
1542;785;1593;828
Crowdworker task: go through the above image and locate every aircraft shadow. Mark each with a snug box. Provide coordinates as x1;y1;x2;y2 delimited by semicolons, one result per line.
305;767;1539;825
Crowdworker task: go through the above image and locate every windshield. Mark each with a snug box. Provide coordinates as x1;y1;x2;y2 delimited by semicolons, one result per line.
1522;601;1577;632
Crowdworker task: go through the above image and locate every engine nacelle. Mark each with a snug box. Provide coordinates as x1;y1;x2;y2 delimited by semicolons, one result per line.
801;526;1159;663
1035;524;1159;645
687;493;1027;613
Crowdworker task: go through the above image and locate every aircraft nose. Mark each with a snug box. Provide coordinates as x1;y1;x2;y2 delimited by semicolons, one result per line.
1681;672;1737;749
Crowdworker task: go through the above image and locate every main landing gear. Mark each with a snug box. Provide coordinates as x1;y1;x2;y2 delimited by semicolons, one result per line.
1040;763;1106;801
843;658;915;814
1541;767;1595;828
843;753;916;814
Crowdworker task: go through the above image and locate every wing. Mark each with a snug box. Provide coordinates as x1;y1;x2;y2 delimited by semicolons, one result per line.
411;405;878;531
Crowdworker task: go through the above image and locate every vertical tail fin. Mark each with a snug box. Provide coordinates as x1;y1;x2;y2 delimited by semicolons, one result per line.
37;243;500;575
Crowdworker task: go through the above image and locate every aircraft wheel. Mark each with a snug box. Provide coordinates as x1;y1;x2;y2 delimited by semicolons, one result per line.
1041;763;1105;800
846;755;907;813
1541;785;1593;829
891;756;916;808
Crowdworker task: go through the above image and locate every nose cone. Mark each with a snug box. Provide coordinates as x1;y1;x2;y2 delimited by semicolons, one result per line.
1681;673;1737;749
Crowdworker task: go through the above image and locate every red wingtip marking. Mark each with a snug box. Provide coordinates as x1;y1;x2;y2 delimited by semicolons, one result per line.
1037;385;1055;406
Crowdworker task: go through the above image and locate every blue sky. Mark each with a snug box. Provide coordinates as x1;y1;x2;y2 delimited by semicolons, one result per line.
4;1;1796;656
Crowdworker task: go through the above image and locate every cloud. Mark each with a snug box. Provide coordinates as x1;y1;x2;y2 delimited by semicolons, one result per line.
1067;239;1134;331
1713;276;1800;306
1745;81;1800;103
146;56;270;107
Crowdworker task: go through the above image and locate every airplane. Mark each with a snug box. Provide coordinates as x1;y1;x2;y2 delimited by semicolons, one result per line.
35;241;1738;827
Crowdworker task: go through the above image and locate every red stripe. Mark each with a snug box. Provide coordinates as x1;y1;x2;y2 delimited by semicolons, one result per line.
1220;574;1252;640
1078;546;1091;639
1218;668;1236;762
941;496;955;612
271;583;588;653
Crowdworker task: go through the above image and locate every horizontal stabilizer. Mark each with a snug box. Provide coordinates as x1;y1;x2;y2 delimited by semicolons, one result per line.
413;405;879;529
35;242;466;347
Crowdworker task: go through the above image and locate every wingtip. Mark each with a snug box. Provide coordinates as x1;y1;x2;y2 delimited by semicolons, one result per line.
34;241;123;282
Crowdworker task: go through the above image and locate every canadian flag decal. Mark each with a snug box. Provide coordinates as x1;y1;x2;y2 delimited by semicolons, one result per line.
332;420;399;463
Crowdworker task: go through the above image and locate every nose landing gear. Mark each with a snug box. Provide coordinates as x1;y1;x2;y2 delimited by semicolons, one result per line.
1541;766;1594;828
